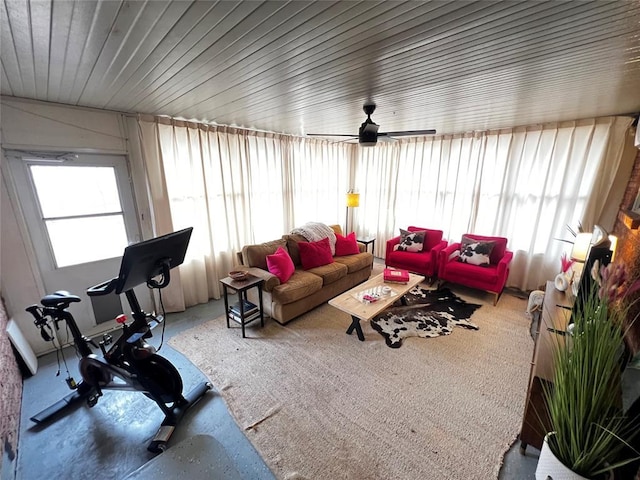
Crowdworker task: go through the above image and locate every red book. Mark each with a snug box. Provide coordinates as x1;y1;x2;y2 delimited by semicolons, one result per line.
383;268;409;283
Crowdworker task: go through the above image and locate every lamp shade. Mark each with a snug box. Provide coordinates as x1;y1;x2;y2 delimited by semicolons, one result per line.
346;192;360;208
570;233;592;262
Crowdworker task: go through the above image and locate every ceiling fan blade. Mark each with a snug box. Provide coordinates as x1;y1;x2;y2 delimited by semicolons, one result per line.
379;129;436;136
307;133;357;137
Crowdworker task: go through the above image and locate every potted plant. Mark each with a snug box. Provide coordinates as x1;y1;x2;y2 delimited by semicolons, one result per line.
536;262;640;479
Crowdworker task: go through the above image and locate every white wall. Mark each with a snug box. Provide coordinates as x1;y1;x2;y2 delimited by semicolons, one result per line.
1;97;128;153
0;97;147;355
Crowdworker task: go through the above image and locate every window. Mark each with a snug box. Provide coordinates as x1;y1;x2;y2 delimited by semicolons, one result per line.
30;165;129;267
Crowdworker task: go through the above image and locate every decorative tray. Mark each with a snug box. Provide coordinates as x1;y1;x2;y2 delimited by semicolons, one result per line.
351;285;398;304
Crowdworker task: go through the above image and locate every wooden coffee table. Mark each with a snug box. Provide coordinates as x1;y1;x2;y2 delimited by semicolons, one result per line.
329;273;424;341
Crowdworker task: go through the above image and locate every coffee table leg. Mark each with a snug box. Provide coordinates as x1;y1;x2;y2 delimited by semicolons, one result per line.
346;316;365;341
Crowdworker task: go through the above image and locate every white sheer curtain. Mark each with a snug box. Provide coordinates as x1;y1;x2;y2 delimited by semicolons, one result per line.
136;117;350;310
353;117;632;291
136;115;631;308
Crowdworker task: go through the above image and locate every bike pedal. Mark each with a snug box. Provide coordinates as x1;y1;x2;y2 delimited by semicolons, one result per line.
87;392;102;408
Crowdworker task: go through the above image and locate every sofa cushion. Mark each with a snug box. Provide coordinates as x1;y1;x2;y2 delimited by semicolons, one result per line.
271;270;323;305
282;233;308;266
394;228;426;252
266;246;295;283
408;226;443;251
334;232;360;256
242;239;288;270
458;240;494;266
333;252;373;273
298;237;334;270
306;261;348;285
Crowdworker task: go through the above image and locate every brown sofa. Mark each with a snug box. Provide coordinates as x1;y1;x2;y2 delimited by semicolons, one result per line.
237;225;374;324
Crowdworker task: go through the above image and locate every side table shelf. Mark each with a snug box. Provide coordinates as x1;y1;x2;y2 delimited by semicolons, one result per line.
220;275;265;338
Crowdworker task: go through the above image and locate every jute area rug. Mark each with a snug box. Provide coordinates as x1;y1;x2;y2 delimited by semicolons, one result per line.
170;285;533;480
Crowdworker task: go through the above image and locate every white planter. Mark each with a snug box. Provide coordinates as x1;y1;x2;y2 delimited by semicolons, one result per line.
536;433;589;480
554;272;570;291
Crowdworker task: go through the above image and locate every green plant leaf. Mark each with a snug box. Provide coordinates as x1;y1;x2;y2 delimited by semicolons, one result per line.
542;284;640;477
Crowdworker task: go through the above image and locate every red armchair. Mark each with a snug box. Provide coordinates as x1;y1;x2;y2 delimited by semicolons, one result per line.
438;234;513;305
385;226;448;281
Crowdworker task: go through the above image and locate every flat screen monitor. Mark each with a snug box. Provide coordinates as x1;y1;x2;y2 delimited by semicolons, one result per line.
114;227;193;294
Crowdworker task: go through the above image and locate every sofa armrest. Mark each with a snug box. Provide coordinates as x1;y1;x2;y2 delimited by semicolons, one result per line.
441;242;461;258
245;267;280;292
430;239;449;270
439;242;461;277
496;250;514;279
385;236;401;260
357;242;366;253
431;239;448;254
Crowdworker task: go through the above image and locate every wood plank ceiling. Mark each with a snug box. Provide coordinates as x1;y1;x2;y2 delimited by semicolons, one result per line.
2;0;639;138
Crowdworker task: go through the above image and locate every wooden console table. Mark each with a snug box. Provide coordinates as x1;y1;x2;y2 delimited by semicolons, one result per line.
519;280;574;453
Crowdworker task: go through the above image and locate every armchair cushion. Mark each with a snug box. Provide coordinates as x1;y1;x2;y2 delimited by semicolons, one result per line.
458;239;495;266
461;234;507;265
443;260;499;283
394;228;426;252
408;226;443;251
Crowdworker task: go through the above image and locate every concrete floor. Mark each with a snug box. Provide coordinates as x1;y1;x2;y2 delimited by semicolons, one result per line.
17;288;539;479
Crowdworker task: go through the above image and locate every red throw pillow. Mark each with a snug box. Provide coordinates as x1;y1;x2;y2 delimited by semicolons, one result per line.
335;232;360;256
298;237;334;270
266;246;295;283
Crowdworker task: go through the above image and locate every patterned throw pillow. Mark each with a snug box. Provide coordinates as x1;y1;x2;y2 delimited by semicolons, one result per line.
458;239;495;266
394;228;426;253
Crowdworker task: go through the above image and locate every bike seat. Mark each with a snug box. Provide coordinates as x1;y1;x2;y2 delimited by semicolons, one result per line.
41;291;81;308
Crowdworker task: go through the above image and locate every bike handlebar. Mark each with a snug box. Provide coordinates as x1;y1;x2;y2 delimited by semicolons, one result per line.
87;278;118;297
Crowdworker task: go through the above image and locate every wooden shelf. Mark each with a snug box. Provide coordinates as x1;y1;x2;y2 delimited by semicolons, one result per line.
620;209;640;230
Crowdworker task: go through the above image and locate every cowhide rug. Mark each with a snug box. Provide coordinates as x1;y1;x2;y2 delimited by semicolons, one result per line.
370;287;482;348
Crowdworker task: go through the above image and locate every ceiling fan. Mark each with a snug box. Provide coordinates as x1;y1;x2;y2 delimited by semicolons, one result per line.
307;103;436;146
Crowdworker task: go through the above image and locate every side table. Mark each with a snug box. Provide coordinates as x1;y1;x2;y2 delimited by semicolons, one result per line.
357;236;376;254
220;275;265;338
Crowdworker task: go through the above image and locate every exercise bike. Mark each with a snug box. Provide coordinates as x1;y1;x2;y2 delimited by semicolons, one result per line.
26;227;211;453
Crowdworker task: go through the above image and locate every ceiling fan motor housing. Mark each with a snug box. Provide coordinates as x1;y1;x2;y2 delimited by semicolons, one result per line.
359;119;379;144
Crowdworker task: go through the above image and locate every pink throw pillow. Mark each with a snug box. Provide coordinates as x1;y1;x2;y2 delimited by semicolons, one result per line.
335;232;360;256
298;237;334;270
266;246;295;283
